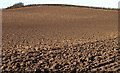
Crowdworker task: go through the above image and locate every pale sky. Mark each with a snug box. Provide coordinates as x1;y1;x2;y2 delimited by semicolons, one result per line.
0;0;120;9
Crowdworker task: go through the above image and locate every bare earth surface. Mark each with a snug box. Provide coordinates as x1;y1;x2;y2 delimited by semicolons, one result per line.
2;6;119;72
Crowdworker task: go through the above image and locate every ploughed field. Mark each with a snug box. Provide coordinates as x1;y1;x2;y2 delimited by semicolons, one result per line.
2;6;119;72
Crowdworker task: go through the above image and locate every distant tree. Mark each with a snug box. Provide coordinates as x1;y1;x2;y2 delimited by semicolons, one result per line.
6;2;24;9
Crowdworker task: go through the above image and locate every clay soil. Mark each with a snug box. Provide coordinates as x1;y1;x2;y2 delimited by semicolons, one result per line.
2;6;119;72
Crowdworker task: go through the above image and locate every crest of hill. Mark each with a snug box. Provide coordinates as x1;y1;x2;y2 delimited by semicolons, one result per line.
6;2;24;9
5;4;118;10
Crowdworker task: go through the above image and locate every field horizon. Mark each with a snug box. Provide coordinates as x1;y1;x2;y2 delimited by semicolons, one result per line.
4;3;119;10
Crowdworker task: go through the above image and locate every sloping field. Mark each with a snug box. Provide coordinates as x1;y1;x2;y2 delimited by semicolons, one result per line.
2;6;119;72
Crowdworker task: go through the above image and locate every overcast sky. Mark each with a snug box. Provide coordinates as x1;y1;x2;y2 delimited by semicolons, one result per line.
0;0;120;9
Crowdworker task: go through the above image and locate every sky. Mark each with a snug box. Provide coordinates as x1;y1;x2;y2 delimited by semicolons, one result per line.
0;0;120;9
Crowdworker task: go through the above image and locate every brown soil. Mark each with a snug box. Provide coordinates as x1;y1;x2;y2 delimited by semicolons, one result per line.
2;6;119;72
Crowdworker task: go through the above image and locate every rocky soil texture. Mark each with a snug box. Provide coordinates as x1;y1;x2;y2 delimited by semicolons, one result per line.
2;6;119;72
